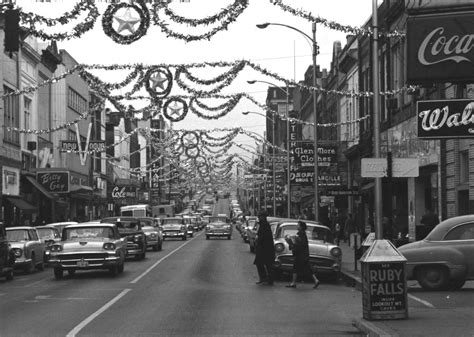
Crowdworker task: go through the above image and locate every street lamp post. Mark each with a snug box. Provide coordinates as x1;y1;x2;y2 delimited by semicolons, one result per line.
257;22;319;222
246;80;290;217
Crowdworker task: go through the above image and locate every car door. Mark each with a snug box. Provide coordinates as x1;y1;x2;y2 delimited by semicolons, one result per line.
28;229;43;262
443;222;474;278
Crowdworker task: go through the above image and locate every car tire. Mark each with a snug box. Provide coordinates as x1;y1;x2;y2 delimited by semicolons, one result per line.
25;254;36;274
153;244;159;252
6;269;13;281
68;269;76;277
182;236;187;241
109;265;118;277
118;261;125;274
54;267;63;280
227;235;231;240
416;266;448;290
158;241;162;251
448;277;466;290
36;261;44;271
206;235;210;240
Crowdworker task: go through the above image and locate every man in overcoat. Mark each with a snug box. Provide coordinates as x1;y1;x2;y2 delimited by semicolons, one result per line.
253;211;275;285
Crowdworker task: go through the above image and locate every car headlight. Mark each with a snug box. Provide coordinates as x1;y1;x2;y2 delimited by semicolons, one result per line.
274;243;285;253
149;233;157;239
225;226;231;230
180;226;186;231
50;245;63;252
206;225;211;230
330;247;342;258
134;235;142;242
12;248;23;257
103;242;116;250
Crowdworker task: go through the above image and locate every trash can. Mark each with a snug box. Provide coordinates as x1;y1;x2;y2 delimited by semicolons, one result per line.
360;239;408;320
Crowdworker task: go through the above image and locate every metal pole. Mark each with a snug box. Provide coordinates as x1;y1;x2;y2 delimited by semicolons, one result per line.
312;22;319;222
263;136;267;211
272;112;276;216
372;0;383;239
286;84;291;218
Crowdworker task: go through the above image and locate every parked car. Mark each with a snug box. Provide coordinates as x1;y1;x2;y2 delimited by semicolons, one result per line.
142;226;163;251
46;222;78;238
0;221;14;281
48;222;126;279
241;216;257;243
36;225;61;262
206;216;232;240
273;221;341;280
399;215;474;290
247;221;259;253
6;227;45;273
100;217;147;260
161;217;187;240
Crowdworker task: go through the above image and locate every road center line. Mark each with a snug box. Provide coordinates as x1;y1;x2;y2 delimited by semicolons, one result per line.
408;294;435;308
130;232;202;284
66;288;131;337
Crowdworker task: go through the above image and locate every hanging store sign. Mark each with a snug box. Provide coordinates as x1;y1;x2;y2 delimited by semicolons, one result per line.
407;12;474;84
37;171;70;193
2;166;20;196
417;99;474;139
291;141;337;168
60;140;105;152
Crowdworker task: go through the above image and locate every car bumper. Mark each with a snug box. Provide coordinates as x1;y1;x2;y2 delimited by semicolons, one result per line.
163;232;186;238
206;231;231;236
12;258;32;269
274;255;341;275
146;239;159;247
49;254;121;269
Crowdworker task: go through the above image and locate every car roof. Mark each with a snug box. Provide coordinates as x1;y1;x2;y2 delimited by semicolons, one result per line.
63;223;116;229
36;225;59;230
102;216;137;221
162;217;183;221
425;215;474;241
47;221;79;226
6;226;36;230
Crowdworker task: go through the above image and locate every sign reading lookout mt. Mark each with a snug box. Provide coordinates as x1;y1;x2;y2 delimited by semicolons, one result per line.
417;99;474;139
407;12;474;83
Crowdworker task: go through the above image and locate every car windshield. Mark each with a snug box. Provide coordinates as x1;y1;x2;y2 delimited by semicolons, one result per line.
36;228;60;240
63;227;114;241
140;218;154;227
162;219;182;225
209;217;227;223
115;221;139;230
279;225;333;243
6;230;29;242
142;226;156;233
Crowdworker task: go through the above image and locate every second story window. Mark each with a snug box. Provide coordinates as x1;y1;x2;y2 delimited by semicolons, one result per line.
3;86;20;145
68;87;87;114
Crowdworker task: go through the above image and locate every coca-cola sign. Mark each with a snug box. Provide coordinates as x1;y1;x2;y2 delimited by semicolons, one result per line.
417;99;474;139
407;12;474;84
111;186;136;199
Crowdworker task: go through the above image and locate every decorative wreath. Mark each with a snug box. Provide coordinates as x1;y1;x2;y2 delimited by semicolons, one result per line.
180;131;200;150
163;97;188;122
144;66;173;99
185;147;200;160
102;0;150;45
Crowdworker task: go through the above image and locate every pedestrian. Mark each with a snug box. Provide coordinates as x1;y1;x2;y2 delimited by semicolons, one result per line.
285;220;320;289
253;211;275;285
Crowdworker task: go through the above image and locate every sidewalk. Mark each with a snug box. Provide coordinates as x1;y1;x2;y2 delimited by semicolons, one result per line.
338;241;474;337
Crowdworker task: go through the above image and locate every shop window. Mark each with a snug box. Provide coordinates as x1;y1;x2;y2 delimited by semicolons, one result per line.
459;150;469;184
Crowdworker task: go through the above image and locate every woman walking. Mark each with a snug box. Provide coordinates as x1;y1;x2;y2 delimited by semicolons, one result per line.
286;220;320;289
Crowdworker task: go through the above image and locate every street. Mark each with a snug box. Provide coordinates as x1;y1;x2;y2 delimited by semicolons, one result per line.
0;199;364;337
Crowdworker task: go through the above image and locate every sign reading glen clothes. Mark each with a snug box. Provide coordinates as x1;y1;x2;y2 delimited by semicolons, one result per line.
417;99;474;139
407;12;474;83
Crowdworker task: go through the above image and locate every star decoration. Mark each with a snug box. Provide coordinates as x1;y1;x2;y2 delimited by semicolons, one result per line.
150;72;168;91
114;7;141;34
168;101;183;117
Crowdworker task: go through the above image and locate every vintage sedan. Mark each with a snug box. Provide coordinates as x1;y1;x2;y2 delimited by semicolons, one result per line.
6;227;44;273
161;217;187;240
46;221;78;239
182;216;196;237
273;222;341;280
36;225;61;262
399;215;474;290
241;216;257;243
101;217;147;260
206;216;232;240
48;222;126;279
142;226;163;251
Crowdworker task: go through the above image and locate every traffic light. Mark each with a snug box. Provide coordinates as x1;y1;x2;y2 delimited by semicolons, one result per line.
4;9;20;53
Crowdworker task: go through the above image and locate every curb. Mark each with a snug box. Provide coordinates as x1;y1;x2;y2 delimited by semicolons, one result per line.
340;268;362;291
352;318;399;337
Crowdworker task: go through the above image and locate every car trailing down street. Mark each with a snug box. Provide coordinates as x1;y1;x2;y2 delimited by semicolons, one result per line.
48;222;127;279
100;217;147;260
206;216;232;240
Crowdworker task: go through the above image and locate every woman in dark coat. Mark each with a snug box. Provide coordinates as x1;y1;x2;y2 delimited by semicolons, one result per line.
253;211;275;285
286;220;320;289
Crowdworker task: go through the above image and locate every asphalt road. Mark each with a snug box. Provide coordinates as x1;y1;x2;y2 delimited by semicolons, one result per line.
0;198;365;337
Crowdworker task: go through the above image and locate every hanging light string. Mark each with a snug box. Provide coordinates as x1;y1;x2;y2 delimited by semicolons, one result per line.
4;111;90;134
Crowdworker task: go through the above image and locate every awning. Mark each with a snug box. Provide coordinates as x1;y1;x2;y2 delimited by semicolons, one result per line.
7;197;37;211
70;185;93;193
25;175;54;199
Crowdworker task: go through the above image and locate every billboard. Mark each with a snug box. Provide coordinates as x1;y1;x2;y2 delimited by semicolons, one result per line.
407;12;474;84
417;99;474;139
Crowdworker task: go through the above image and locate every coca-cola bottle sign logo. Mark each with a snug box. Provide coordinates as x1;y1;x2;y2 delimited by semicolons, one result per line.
112;186;126;199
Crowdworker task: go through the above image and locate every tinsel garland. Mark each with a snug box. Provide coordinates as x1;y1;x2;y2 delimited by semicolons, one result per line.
102;0;150;45
151;0;249;42
189;95;242;120
163;97;188;122
6;111;90;134
180;131;200;149
20;0;99;41
175;65;241;95
144;66;173;99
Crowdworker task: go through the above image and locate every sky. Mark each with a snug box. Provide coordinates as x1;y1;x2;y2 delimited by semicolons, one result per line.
18;0;374;155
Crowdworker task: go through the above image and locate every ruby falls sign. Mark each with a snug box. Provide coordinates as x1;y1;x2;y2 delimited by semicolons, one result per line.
417;99;474;139
407;12;474;84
